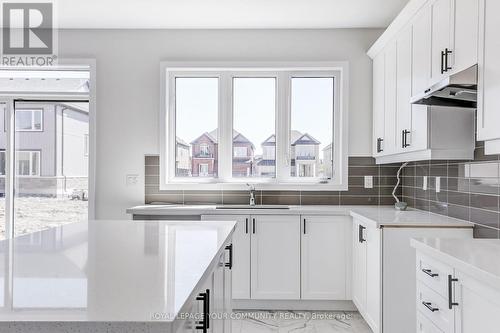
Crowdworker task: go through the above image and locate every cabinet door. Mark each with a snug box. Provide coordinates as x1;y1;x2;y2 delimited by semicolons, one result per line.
211;252;225;333
452;0;479;73
201;215;251;299
396;25;413;153
412;4;432;95
365;225;381;333
251;215;300;299
477;0;500;142
454;270;500;333
384;42;398;156
301;216;350;300
352;220;367;314
373;53;386;156
410;105;429;152
223;243;232;333
431;0;453;84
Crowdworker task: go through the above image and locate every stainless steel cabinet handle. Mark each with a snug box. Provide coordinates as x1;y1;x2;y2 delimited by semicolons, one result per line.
422;301;439;312
448;275;459;309
422;268;438;277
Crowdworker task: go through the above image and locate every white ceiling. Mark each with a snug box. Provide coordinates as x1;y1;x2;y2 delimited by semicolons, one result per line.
58;0;410;29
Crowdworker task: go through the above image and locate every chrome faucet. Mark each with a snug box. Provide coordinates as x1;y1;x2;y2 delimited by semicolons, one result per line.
246;183;256;206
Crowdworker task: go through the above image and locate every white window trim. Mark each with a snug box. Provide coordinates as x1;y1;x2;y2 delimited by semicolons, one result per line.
159;61;349;191
15;150;41;177
15;109;43;132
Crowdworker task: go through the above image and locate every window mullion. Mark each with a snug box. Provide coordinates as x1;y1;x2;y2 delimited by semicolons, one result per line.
276;72;290;183
218;73;232;181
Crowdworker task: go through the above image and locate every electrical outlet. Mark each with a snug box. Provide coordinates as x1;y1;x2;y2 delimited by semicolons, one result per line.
364;176;373;189
423;176;428;191
126;174;139;186
435;177;441;193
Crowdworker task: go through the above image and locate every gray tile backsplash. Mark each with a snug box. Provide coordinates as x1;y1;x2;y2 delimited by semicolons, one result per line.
401;142;500;239
144;155;400;207
144;146;500;239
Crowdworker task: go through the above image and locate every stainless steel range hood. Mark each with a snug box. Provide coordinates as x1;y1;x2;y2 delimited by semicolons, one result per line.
410;65;477;108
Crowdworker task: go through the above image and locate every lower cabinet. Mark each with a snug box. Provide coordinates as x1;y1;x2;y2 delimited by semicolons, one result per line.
301;215;351;300
415;252;500;333
352;219;381;333
202;215;251;299
202;214;351;301
251;215;301;299
351;217;472;333
454;271;500;333
177;241;233;333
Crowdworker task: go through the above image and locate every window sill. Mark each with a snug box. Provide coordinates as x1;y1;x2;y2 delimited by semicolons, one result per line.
160;182;348;192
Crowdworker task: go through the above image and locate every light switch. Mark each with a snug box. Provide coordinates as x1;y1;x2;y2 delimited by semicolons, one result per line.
364;176;373;189
126;174;139;186
435;177;441;193
423;176;428;191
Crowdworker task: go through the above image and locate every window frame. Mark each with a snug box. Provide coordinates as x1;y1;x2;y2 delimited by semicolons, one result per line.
15;109;43;132
15;150;41;177
160;62;349;191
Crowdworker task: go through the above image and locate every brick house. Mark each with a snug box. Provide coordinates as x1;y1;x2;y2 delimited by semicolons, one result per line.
257;130;321;177
190;129;254;177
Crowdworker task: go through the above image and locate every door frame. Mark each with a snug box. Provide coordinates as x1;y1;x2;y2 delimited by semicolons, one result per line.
0;59;96;239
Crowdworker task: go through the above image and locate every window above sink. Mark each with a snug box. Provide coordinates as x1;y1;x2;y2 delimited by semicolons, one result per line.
159;62;349;191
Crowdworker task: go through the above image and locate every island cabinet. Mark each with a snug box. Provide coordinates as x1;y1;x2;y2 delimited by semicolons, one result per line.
350;215;472;333
201;214;351;302
177;243;233;333
412;240;500;333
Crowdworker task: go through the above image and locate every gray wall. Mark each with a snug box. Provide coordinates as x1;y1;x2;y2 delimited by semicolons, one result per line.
57;29;383;218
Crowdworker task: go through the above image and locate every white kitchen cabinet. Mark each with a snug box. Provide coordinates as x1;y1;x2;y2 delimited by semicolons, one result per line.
383;42;398;156
251;215;301;299
301;215;351;300
477;0;500;146
412;4;432;95
202;215;251;299
352;219;381;333
396;25;414;153
223;245;233;333
454;271;500;333
431;0;453;84
452;0;479;73
352;220;367;315
373;53;386;156
365;223;381;332
413;242;500;333
211;252;226;333
369;0;479;163
351;215;472;333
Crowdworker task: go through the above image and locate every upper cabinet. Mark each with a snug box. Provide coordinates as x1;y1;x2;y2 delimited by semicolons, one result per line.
477;0;500;146
430;0;453;84
372;53;385;156
452;0;479;73
368;0;484;163
412;5;432;95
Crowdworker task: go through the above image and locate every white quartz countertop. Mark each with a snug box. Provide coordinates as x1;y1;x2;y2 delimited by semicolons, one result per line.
0;220;236;323
349;207;473;228
127;204;473;228
411;238;500;291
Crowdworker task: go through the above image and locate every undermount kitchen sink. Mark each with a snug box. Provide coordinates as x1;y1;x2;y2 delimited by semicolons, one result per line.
215;205;290;210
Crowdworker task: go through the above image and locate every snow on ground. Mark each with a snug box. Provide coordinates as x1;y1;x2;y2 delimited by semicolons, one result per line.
0;197;87;239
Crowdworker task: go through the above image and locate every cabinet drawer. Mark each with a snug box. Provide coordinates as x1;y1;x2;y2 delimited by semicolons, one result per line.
417;311;445;333
417;281;453;333
417;253;453;298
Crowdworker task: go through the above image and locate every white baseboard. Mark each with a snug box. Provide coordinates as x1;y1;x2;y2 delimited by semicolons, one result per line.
232;299;357;311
